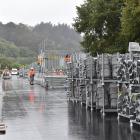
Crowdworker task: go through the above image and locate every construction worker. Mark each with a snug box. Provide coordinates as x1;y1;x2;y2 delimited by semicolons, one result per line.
28;67;35;85
64;54;71;62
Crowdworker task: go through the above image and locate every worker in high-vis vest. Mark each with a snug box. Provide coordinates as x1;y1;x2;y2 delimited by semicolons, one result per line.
28;67;35;85
64;54;71;62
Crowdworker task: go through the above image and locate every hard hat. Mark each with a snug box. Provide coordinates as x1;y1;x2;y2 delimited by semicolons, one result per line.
30;67;34;69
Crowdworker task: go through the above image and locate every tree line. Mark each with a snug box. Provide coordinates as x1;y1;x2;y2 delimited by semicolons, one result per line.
73;0;140;55
0;22;81;53
0;22;81;68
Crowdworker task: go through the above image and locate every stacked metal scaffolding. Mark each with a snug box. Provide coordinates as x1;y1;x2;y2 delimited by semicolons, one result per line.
66;53;120;113
117;52;140;126
66;50;140;126
66;42;140;128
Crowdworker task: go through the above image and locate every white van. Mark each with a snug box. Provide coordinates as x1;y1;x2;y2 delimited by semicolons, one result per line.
11;68;18;75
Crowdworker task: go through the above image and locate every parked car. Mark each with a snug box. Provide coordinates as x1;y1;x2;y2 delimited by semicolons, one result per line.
11;68;18;75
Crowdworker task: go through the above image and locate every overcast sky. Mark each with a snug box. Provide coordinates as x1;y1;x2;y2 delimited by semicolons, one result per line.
0;0;84;26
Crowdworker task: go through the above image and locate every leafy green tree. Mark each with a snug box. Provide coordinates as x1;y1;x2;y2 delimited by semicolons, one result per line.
11;63;21;69
0;57;13;69
0;38;19;57
73;0;124;55
0;22;81;53
121;0;140;42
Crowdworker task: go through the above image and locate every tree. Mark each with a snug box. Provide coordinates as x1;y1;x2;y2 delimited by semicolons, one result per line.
121;0;140;42
73;0;124;55
0;57;12;69
0;22;81;53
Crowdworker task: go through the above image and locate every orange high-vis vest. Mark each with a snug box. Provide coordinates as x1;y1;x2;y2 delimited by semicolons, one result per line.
28;69;35;77
64;55;71;62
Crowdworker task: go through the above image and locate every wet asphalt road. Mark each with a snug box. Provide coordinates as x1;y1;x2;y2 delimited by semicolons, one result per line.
0;76;140;140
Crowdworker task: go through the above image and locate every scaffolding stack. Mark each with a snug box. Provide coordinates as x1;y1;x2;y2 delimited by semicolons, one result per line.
66;42;140;127
66;53;119;112
117;53;140;126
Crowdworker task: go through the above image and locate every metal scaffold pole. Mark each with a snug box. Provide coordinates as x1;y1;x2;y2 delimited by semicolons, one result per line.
86;79;88;109
102;54;105;116
71;62;74;99
117;52;120;119
90;56;93;111
117;83;119;120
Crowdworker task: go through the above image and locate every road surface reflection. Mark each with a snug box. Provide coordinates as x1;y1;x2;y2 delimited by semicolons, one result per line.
0;76;140;140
